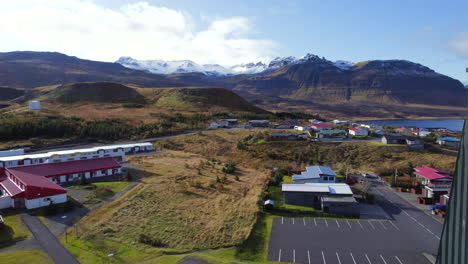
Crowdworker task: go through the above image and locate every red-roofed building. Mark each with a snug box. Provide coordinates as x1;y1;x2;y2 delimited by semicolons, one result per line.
0;157;121;209
414;167;453;200
311;123;332;131
348;127;368;136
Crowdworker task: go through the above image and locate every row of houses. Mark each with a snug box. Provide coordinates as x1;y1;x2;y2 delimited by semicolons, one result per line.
0;142;153;210
281;166;359;216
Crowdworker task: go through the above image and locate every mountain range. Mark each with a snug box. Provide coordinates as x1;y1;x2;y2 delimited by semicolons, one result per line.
0;51;466;118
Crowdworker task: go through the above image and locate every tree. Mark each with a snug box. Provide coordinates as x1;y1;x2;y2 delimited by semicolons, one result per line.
122;171;132;182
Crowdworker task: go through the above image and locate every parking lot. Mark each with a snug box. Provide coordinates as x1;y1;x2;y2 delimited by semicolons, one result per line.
268;217;431;264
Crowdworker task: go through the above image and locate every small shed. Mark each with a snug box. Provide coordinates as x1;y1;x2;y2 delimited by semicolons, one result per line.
29;101;41;111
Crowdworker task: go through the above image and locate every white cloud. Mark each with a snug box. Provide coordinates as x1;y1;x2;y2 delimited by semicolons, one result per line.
0;0;276;65
448;32;468;57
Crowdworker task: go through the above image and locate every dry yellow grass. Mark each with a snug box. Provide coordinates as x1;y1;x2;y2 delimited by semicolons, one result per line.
73;148;268;250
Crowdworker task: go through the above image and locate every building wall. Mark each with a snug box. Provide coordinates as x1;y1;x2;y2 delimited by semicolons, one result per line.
293;179;320;184
283;192;321;206
24;193;67;209
322;201;359;216
0;196;12;209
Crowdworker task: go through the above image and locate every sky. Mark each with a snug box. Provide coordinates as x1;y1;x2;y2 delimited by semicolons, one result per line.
1;0;467;83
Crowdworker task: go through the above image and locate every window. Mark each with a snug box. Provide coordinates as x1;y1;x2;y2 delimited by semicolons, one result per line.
323;176;328;181
43;198;51;201
329;177;334;182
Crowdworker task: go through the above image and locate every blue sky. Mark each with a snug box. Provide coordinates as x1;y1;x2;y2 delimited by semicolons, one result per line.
2;0;467;82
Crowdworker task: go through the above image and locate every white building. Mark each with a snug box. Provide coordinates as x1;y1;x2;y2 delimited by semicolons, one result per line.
29;101;41;111
0;149;25;158
0;142;153;168
333;120;349;125
294;125;311;131
349;128;368;136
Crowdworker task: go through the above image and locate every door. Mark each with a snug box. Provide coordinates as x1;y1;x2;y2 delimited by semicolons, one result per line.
14;198;25;208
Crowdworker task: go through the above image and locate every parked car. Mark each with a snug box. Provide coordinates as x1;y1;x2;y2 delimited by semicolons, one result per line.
429;204;447;211
362;173;378;179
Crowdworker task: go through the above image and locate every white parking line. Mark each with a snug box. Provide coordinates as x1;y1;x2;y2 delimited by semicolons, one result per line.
435;235;441;240
322;251;326;264
368;220;376;229
426;228;434;234
417;222;425;228
365;254;372;264
307;250;311;264
357;221;364;229
403;211;410;216
282;217;284;224
379;221;387;230
395;256;403;264
278;248;282;262
336;252;342;264
303;218;306;226
388;220;400;230
293;218;295;224
380;254;388;264
336;220;340;228
293;249;296;263
324;219;329;227
350;253;357;264
347;220;352;229
314;218;317;227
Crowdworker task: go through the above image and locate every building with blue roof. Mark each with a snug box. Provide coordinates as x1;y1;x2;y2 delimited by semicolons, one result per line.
292;166;337;184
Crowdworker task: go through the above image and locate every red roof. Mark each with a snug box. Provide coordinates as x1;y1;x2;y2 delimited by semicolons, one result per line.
397;127;408;131
313;123;331;127
350;128;360;131
414;167;453;180
2;157;121;200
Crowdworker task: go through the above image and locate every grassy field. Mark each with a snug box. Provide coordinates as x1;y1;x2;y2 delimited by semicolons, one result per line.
92;181;129;192
0;250;53;264
0;215;31;245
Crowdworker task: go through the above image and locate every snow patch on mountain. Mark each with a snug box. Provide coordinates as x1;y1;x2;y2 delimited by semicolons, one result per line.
333;60;355;70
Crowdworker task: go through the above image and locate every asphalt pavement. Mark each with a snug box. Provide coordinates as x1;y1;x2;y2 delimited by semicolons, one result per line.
22;214;80;264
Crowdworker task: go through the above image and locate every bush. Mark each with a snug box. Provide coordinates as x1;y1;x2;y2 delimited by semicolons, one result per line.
94;187;114;199
138;234;166;247
122;171;132;181
79;174;88;186
222;161;236;174
270;170;283;186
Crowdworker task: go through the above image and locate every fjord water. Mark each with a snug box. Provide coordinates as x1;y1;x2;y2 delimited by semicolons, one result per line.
362;119;464;130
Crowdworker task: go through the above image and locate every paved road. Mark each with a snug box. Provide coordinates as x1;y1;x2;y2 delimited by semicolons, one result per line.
22;214;80;264
370;179;443;255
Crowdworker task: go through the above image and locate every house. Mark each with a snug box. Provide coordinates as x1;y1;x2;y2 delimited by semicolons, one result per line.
414;167;452;200
0;143;153;168
405;137;425;149
0;157;122;209
248;120;270;127
361;124;383;130
381;135;424;149
372;130;386;136
309;119;323;125
292;166;337;184
294;125;311;131
278;120;301;129
282;183;358;216
311;123;332;131
437;138;461;149
348;128;368;137
414;131;432;137
209;119;238;128
316;130;347;139
395;127;411;133
332;120;349;125
269;133;307;141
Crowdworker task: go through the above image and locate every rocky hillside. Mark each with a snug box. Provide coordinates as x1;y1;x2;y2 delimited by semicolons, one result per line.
0;51;185;88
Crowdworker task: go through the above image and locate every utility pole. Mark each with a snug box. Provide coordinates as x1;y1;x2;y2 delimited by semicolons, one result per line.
394;168;398;184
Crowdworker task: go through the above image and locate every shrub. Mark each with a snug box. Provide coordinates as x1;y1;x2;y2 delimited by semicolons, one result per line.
94;187;114;199
138;234;166;247
222;161;236;174
122;171;132;181
79;174;88;186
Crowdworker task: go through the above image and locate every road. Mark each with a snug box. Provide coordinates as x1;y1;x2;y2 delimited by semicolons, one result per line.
22;214;80;264
370;179;443;255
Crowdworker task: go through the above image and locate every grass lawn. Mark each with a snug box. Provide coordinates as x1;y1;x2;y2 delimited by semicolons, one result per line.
0;250;53;264
93;181;129;192
0;215;31;245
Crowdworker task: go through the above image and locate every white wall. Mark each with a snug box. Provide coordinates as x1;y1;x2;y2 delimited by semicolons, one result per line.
25;193;67;209
0;196;12;209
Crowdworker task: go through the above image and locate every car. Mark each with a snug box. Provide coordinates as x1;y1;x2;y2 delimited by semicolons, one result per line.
362;173;378;179
429;204;447;211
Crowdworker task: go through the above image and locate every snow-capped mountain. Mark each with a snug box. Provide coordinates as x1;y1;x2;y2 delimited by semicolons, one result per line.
116;53;442;77
116;57;231;75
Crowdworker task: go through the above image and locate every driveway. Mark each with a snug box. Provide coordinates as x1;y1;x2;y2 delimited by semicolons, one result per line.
22;214;80;264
